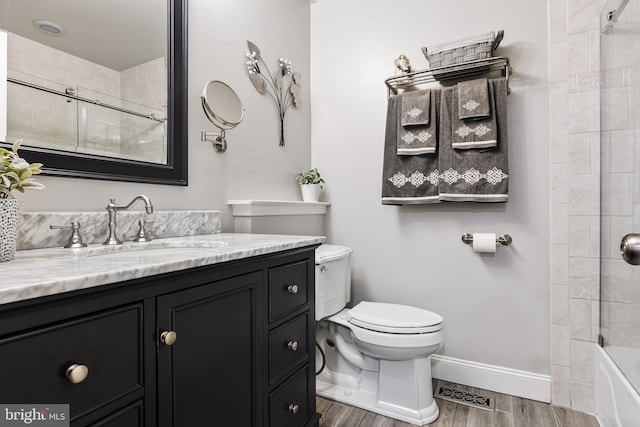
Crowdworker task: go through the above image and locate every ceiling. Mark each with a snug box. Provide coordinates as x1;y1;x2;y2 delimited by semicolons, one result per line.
0;0;166;71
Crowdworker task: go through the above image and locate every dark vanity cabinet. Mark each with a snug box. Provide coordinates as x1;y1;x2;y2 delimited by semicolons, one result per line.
0;246;321;427
157;272;263;426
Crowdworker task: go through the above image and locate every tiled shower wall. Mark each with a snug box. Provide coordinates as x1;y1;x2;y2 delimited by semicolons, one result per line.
6;32;165;161
548;0;606;413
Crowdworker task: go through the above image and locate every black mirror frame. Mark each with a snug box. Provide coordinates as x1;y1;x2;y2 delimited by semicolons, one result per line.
0;0;188;186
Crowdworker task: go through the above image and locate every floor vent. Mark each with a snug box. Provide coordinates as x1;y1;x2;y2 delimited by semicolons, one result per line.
435;380;496;412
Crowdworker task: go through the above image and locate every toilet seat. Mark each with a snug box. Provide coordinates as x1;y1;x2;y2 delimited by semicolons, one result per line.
347;301;443;334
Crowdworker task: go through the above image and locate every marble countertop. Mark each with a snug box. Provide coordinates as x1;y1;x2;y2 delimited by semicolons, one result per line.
2;233;324;306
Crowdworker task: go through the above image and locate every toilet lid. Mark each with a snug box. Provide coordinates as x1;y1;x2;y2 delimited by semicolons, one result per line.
315;244;353;264
347;301;443;334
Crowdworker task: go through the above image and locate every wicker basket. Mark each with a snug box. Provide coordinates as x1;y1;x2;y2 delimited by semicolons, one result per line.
422;30;504;68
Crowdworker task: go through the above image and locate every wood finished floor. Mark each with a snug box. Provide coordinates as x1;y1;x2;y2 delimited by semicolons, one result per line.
316;380;600;427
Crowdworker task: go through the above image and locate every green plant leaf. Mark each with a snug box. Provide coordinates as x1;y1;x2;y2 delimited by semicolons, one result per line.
11;139;22;153
0;139;45;197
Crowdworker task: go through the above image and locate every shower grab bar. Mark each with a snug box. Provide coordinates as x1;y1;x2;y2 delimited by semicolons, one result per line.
385;56;511;97
7;77;166;123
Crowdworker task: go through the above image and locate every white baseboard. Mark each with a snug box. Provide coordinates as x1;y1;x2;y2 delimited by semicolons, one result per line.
431;354;551;403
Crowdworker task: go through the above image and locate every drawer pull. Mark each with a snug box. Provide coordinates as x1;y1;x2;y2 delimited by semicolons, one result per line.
66;364;89;384
287;340;298;351
287;403;299;414
286;284;299;294
160;330;178;346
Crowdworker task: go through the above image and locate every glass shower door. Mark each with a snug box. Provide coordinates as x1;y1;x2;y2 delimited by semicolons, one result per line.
600;0;640;394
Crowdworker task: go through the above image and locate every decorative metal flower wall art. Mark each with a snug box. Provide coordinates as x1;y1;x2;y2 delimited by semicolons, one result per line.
245;40;301;146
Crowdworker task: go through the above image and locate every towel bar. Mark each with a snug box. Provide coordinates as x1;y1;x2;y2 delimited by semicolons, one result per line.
385;56;511;98
461;233;512;246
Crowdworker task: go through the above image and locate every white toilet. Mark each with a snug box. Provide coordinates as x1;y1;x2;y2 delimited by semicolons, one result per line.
315;244;445;426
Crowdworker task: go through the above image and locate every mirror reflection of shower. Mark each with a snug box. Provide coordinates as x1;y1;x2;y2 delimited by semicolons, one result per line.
200;80;244;153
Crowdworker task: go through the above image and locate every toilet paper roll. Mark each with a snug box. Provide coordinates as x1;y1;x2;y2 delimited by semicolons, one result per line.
472;233;497;253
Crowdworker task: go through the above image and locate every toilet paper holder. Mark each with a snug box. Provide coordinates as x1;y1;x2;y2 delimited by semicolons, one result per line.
461;233;512;246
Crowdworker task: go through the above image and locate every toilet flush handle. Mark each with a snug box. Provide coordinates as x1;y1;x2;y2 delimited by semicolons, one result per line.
320;265;327;273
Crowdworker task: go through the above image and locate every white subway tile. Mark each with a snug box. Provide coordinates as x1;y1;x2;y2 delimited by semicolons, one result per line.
570;339;594;382
569;257;599;299
552;365;572;406
570;298;593;340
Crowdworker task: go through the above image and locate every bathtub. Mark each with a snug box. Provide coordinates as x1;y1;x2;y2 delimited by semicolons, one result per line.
595;345;640;427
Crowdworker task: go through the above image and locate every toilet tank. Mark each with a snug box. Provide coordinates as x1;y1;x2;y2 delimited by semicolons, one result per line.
315;244;352;320
227;200;330;236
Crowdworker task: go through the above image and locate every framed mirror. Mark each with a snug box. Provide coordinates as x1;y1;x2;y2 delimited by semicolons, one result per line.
0;0;188;185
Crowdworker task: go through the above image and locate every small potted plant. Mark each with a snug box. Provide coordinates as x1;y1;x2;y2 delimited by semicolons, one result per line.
296;168;324;202
1;139;45;261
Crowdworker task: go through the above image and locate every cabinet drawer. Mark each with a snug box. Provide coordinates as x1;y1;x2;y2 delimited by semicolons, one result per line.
0;305;142;421
269;261;309;321
269;313;309;385
269;366;310;427
92;400;143;427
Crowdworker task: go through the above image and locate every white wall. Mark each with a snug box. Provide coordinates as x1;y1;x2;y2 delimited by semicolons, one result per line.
311;0;550;376
20;0;312;233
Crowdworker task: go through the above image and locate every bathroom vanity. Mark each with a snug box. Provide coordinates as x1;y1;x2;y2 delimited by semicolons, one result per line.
0;234;323;427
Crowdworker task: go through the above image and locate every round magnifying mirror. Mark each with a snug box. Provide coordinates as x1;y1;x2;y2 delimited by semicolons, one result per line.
201;81;244;130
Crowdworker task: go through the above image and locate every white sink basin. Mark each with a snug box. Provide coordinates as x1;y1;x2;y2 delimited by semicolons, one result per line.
71;240;228;257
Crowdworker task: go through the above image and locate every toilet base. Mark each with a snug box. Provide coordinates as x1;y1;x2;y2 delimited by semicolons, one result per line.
316;360;440;426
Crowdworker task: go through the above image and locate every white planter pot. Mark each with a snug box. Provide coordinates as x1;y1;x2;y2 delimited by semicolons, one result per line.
0;198;22;262
300;184;321;202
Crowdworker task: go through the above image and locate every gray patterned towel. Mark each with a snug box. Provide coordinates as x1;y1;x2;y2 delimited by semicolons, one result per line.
382;93;441;204
458;78;490;120
401;89;430;126
438;78;508;202
451;81;497;149
397;90;437;155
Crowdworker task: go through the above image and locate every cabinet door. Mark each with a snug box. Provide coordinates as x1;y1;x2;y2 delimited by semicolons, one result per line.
0;305;143;423
157;272;263;427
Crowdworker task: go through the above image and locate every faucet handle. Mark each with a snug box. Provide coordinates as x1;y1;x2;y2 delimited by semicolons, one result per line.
134;220;155;243
50;222;88;248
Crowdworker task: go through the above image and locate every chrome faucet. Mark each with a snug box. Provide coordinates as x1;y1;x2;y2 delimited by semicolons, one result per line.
104;195;154;245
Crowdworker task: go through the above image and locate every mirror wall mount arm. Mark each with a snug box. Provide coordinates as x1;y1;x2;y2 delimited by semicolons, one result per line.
0;0;188;186
201;130;227;153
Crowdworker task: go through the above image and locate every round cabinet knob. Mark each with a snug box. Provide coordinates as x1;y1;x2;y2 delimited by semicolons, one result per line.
287;341;298;351
286;284;299;294
288;403;299;414
66;364;89;384
160;330;178;346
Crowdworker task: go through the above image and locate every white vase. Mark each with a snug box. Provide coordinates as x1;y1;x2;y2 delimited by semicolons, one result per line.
0;198;23;262
300;184;321;202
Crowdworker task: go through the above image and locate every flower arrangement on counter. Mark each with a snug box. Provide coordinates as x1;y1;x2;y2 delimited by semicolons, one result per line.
245;40;301;147
0;139;45;199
